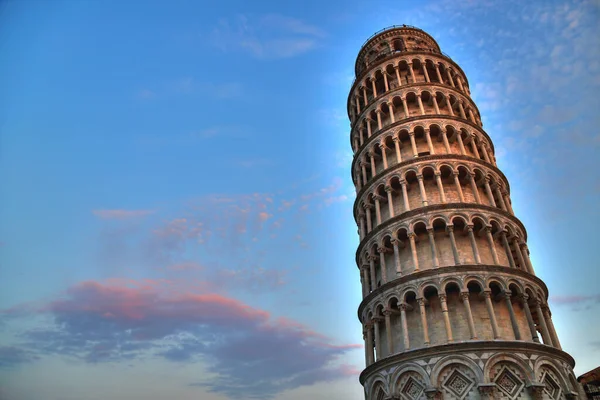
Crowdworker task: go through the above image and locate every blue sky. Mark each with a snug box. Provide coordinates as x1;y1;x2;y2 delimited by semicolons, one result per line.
0;0;599;399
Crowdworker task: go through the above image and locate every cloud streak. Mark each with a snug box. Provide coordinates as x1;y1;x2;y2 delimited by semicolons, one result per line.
211;14;326;59
92;209;156;220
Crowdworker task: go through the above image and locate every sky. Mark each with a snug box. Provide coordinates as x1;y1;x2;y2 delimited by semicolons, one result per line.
0;0;599;399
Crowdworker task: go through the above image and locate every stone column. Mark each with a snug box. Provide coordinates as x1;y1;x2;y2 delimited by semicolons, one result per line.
366;118;372;137
484;226;500;265
434;63;443;83
384;310;394;355
481;143;491;163
467;225;482;264
408;62;417;83
461;292;478;339
504;291;522;340
417;93;426;115
445;96;455;116
399;303;410;350
543;306;562;350
447;225;461;265
391;238;403;275
512;237;526;270
379;143;388;169
361;161;368;183
503;191;515;215
520;294;540;343
417;298;430;345
383;73;389;92
500;231;517;269
373;194;383;225
371;77;378;98
369;256;377;291
361;267;369;297
439;294;453;342
355;95;361;114
432;94;440;114
422;62;430;82
470;135;480;158
417;174;428;206
369;151;377;178
363;326;369;366
373;317;381;360
400;180;410;211
446;69;455;87
375;109;382;130
468;173;482;204
453;171;465;202
520;242;535;274
435;172;447;203
401;96;409;118
441;129;451;153
535;300;553;346
364;203;373;233
484;177;497;207
385;186;395;218
393;136;402;163
456;76;465;92
453;135;467;158
427;228;439;267
388;103;395;123
358;211;366;240
495;186;507;211
468;108;476;123
482;289;500;339
394;65;401;87
424;128;435;154
409;131;418;158
366;323;374;365
362;86;368;105
378;247;388;284
408;233;419;271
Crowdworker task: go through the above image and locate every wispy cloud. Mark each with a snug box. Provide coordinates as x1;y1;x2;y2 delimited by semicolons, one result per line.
210;14;326;59
550;294;600;308
92;209;156;220
3;280;360;398
137;89;156;100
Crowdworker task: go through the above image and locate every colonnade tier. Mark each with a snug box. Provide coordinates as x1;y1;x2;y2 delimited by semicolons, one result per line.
358;265;563;363
349;52;472;123
350;86;483;151
355;206;534;297
353;156;512;226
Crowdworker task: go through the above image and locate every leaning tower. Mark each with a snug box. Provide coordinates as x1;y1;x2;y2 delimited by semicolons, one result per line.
348;26;581;400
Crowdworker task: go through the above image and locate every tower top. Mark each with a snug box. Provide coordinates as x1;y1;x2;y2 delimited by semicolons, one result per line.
354;25;441;76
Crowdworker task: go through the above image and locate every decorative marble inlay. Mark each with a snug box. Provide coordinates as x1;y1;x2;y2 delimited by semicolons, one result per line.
402;377;424;400
443;370;473;399
494;368;524;399
543;373;561;399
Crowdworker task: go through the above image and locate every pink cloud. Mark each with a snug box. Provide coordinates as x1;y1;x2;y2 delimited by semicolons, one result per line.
4;279;360;398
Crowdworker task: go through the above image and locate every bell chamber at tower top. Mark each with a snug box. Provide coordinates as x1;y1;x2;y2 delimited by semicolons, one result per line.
355;25;442;76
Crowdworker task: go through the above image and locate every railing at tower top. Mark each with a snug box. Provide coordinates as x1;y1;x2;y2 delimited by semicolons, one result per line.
358;25;425;50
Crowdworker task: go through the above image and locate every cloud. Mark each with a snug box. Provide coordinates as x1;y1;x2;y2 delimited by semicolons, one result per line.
4;280;360;398
211;14;326;59
92;209;156;220
0;346;40;368
550;294;600;307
